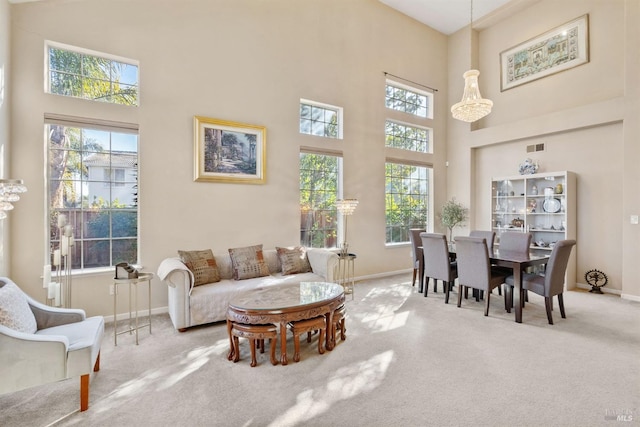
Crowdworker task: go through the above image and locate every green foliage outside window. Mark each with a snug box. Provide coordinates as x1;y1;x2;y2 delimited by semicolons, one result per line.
385;162;428;244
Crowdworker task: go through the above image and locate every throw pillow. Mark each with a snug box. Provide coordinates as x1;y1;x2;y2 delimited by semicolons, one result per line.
228;244;270;280
0;281;38;334
178;249;221;286
276;246;312;275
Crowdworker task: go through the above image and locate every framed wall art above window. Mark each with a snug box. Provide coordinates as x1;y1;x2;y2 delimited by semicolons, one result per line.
500;14;589;91
194;116;266;184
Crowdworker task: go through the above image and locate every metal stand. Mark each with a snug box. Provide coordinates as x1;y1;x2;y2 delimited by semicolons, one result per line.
113;273;154;345
336;253;356;299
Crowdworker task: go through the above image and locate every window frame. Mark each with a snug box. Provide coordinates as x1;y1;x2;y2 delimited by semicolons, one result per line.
299;98;344;140
385;119;432;154
45;40;140;106
45;115;140;273
385;79;433;120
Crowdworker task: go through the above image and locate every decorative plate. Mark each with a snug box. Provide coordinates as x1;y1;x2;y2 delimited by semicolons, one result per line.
542;198;561;213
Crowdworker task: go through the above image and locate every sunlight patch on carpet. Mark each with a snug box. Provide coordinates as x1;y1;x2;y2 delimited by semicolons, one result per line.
267;350;394;427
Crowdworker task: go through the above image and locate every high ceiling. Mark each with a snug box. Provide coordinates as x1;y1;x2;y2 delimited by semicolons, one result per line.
379;0;516;35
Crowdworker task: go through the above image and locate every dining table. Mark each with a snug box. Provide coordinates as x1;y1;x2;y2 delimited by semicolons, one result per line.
419;245;550;323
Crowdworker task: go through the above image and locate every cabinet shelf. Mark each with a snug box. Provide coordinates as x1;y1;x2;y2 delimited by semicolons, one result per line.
490;170;576;288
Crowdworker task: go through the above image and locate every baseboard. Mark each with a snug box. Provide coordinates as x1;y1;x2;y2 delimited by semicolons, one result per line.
575;282;621;296
104;306;169;324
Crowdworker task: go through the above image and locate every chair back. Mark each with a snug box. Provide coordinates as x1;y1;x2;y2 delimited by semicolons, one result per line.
455;236;491;291
409;228;426;267
469;230;496;252
499;231;532;253
420;233;454;281
544;240;576;296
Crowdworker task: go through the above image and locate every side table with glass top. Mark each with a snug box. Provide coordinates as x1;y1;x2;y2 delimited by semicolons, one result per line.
336;252;356;299
112;272;154;345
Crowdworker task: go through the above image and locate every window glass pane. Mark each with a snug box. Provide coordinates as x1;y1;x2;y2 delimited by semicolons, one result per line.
385;83;430;118
300;153;340;248
385;120;430;153
385;162;429;244
47;123;138;271
47;44;138;106
299;101;342;139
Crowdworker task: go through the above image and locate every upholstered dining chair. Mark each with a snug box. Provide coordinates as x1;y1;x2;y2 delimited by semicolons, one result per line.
420;233;457;303
469;230;496;252
409;228;426;288
497;231;532;253
504;240;576;324
0;277;104;411
454;236;510;316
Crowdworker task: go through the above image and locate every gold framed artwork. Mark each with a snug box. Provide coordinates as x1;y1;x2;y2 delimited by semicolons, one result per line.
500;14;589;91
194;116;266;184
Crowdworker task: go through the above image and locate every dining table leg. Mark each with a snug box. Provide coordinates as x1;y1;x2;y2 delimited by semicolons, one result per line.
513;264;523;323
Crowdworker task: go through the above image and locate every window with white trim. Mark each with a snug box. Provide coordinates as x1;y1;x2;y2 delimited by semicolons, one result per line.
385;162;430;244
385;120;431;153
299;152;342;248
385;82;432;119
46;118;139;270
47;41;139;106
299;99;343;139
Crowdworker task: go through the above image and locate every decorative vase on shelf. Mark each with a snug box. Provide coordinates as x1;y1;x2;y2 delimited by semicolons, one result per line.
531;185;538;195
555;183;563;194
518;158;539;175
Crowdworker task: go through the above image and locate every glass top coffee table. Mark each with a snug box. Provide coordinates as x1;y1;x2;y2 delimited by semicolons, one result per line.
227;282;345;365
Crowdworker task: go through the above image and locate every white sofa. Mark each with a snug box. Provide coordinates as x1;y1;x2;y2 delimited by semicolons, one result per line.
157;248;339;331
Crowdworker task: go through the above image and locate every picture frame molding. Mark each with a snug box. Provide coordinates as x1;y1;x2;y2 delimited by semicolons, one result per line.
500;14;589;91
193;116;266;184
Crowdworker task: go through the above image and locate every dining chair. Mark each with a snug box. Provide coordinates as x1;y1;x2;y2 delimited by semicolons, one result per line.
409;228;426;288
420;233;457;303
495;231;532;304
469;230;495;252
504;240;576;324
454;236;510;316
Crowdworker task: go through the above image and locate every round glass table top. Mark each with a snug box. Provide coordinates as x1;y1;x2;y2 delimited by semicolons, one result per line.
229;282;343;311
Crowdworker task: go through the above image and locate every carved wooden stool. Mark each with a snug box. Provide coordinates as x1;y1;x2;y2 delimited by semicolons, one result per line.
333;304;346;342
288;316;326;362
230;323;278;367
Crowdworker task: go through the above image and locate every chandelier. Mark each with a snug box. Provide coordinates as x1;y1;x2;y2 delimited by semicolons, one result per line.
451;0;493;123
0;179;27;220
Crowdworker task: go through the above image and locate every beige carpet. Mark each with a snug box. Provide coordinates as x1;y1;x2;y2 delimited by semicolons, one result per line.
1;274;639;427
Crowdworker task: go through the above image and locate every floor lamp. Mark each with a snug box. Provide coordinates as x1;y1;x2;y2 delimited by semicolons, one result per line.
336;198;358;256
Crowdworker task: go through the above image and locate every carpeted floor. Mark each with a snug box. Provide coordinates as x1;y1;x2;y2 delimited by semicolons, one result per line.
1;274;639;427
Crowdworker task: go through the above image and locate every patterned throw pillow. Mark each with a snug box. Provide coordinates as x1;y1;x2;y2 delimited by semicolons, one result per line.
228;244;270;280
178;249;221;286
276;246;312;275
0;281;38;334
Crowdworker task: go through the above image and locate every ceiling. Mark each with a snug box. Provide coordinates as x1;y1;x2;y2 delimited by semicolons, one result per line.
379;0;515;35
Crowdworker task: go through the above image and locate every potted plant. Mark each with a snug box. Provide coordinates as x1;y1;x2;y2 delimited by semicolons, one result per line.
439;198;468;242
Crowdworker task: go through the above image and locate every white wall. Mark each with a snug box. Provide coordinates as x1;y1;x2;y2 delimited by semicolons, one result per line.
447;0;640;299
8;0;449;316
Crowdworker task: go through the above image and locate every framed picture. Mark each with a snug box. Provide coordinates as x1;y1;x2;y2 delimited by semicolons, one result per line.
194;116;266;184
500;14;589;91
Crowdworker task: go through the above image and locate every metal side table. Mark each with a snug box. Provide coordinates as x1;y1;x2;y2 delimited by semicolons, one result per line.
336;252;356;300
113;272;153;345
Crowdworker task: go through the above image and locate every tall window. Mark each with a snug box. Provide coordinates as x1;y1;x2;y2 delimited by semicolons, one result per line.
47;120;139;270
385;120;431;153
47;41;139;106
299;99;343;139
385;82;432;119
299;152;341;248
385;162;429;244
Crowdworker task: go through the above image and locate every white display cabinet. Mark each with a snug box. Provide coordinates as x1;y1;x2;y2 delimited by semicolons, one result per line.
491;171;576;288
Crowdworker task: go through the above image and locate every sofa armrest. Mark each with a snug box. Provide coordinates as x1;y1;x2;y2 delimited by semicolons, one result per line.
307;248;339;282
157;258;193;330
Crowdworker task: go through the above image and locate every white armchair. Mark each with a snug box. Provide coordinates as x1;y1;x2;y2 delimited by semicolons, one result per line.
0;277;104;411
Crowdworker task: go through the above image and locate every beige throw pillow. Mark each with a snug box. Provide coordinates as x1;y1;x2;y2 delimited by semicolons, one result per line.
0;281;38;334
178;249;221;286
276;246;312;275
228;244;270;280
